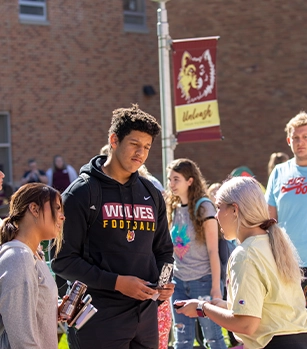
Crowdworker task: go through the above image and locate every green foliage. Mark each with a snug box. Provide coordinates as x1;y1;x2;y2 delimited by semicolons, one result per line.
58;334;69;349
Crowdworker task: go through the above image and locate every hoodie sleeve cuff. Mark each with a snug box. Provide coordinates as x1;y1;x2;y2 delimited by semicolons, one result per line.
101;271;119;291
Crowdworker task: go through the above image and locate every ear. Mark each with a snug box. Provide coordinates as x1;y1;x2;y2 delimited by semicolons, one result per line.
109;134;119;149
28;203;39;217
232;203;239;215
287;137;291;146
187;177;194;186
182;51;192;68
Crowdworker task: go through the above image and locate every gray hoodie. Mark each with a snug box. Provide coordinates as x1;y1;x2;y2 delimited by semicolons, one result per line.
0;240;58;349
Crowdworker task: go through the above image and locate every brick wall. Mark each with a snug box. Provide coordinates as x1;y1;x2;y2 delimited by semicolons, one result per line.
0;0;162;186
0;0;306;188
167;0;307;186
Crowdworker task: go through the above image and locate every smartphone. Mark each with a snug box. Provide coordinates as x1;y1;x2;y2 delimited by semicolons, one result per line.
146;282;172;290
60;281;87;320
146;282;158;289
173;300;184;309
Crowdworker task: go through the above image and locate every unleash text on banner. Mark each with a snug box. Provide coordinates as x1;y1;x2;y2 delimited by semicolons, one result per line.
172;36;223;143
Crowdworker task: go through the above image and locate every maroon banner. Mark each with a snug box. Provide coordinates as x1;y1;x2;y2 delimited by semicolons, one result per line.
172;37;222;143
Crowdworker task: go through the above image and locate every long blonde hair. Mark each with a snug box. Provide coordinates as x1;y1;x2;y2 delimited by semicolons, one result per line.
216;176;301;284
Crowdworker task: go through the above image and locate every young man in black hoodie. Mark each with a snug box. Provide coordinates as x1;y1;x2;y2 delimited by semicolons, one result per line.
52;104;174;349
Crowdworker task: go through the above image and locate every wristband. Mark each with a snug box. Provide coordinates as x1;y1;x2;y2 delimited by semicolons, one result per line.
196;301;207;318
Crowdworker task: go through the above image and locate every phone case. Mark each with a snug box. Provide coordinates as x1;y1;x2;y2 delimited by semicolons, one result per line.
74;304;98;330
68;294;92;327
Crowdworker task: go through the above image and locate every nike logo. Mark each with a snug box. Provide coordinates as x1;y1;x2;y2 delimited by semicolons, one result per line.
90;205;96;210
144;196;151;200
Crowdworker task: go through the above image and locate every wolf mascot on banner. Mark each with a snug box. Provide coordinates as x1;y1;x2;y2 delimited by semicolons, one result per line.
177;50;215;103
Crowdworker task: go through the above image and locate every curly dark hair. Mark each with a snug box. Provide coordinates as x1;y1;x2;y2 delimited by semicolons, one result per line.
108;104;161;142
165;158;210;243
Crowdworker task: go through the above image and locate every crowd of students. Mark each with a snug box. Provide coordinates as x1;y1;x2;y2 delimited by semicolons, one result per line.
0;108;307;349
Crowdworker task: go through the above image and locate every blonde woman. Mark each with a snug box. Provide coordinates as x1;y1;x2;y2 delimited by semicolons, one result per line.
175;176;307;349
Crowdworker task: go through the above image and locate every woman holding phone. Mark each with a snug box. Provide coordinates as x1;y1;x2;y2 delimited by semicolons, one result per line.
175;176;307;349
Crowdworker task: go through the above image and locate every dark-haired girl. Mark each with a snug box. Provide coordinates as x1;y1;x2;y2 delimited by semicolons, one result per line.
166;158;227;349
0;183;64;348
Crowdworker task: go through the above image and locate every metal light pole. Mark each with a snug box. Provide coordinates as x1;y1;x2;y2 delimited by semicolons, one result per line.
152;0;176;187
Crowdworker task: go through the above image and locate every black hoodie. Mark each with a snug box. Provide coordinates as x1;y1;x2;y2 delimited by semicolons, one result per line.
52;155;174;301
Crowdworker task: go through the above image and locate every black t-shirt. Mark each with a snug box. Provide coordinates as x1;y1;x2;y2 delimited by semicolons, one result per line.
22;169;46;183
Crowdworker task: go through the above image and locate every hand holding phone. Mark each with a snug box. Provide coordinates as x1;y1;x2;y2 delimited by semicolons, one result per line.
59;281;87;321
146;282;158;289
146;282;173;290
173;300;184;309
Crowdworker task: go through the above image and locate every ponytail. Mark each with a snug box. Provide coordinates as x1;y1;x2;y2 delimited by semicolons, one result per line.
0;216;19;245
0;183;63;255
267;224;302;284
216;176;302;285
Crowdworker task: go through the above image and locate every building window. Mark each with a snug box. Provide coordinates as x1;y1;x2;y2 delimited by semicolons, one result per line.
123;0;147;33
19;0;47;23
0;112;12;185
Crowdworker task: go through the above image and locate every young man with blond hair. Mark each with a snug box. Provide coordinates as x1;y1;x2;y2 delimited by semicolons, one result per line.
265;111;307;305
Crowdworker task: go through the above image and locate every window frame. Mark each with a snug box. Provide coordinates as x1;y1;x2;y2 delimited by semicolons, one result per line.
123;0;148;33
19;0;48;24
0;112;13;185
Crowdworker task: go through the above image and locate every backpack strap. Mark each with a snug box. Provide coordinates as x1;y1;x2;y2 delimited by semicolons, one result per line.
51;174;102;297
139;176;160;230
194;197;213;216
80;173;102;264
